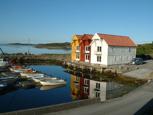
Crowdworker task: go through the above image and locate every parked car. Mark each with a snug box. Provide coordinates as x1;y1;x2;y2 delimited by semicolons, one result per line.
131;58;144;65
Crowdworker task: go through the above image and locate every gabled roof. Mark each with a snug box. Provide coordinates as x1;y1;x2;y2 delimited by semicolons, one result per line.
75;35;83;39
82;34;93;40
72;35;83;43
97;33;136;47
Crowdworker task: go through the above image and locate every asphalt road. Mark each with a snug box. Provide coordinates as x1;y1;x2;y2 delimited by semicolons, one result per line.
46;81;153;115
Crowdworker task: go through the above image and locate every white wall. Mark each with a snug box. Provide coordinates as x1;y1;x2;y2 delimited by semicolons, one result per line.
90;33;136;66
89;80;107;102
90;33;108;65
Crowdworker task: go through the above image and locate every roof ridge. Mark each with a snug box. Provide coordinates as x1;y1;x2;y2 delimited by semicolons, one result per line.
97;33;129;37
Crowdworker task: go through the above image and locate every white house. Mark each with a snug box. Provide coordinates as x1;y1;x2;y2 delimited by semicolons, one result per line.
89;80;107;101
90;33;136;66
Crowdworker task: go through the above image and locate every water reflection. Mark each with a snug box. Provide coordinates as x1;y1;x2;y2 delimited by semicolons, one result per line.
39;84;66;91
71;74;125;101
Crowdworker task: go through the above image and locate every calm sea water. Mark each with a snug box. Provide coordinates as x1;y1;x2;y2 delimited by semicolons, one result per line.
0;44;71;54
0;65;134;113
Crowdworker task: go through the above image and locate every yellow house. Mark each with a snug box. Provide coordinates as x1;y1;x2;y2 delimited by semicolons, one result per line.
70;75;80;100
71;35;83;61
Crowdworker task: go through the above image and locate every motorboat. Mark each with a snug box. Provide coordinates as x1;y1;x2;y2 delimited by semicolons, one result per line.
32;77;66;86
32;76;57;82
20;72;44;78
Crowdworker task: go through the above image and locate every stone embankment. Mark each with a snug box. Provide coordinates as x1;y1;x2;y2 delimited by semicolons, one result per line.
6;54;70;65
64;60;153;80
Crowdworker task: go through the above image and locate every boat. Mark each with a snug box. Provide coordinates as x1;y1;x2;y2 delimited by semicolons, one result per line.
32;77;66;86
32;76;57;82
9;66;32;73
20;72;44;78
0;58;8;67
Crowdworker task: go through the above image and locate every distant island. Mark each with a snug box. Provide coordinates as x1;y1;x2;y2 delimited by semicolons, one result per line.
5;42;71;50
8;43;35;46
35;42;71;50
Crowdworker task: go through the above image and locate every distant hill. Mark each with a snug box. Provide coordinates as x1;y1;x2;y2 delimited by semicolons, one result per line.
8;43;35;46
35;42;71;49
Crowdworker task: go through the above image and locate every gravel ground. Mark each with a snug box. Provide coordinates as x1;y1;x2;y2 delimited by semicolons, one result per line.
122;60;153;80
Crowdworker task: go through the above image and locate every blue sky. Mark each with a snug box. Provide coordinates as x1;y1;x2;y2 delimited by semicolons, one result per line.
0;0;153;44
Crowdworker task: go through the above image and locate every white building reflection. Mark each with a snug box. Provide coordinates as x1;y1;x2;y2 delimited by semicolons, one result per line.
71;74;123;102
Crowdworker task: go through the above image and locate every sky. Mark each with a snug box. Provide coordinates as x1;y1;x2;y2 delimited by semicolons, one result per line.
0;0;153;44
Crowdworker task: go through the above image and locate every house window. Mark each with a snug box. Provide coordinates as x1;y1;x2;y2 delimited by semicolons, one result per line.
96;83;100;89
96;92;100;98
84;87;88;94
97;55;101;62
76;77;80;81
76;46;80;51
129;48;131;52
84;79;89;85
85;54;90;60
97;46;102;52
85;46;90;51
76;53;80;59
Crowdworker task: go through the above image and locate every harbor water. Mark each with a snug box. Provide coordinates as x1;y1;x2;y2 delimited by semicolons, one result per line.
0;44;71;54
0;65;137;113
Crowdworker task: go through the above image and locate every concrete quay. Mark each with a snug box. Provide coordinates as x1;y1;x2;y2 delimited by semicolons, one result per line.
46;81;153;115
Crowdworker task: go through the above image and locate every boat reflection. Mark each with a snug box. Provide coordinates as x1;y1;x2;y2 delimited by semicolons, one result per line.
71;74;123;102
39;84;66;91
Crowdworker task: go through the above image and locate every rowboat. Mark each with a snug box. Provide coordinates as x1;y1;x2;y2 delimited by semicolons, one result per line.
9;66;31;73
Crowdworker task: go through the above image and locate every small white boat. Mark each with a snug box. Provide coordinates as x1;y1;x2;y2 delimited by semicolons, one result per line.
0;58;8;67
33;77;66;86
32;76;56;82
20;72;44;78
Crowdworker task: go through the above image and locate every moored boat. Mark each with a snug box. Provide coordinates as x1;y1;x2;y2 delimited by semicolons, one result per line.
32;77;66;86
20;72;44;78
0;58;8;67
9;66;32;73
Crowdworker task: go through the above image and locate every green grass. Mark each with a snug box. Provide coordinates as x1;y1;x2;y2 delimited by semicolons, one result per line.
136;43;153;58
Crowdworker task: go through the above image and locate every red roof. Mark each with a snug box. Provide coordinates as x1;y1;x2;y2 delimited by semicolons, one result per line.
97;33;136;47
82;34;93;40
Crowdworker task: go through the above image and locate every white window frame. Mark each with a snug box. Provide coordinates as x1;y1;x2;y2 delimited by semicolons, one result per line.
96;92;100;98
85;46;90;52
96;83;100;89
84;87;88;94
97;55;101;62
85;54;89;60
76;46;80;51
76;53;80;59
97;46;102;52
